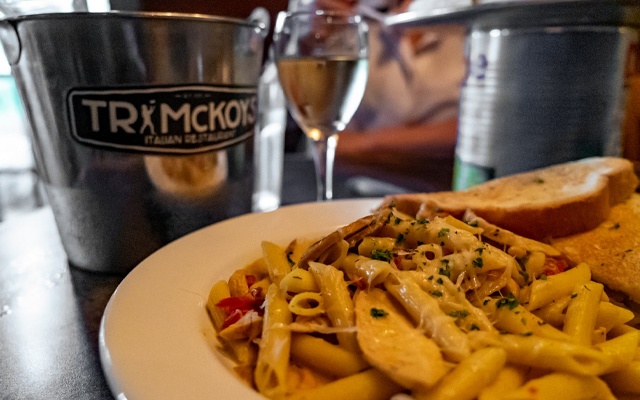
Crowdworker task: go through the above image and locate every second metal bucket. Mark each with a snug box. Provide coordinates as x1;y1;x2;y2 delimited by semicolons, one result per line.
454;24;634;189
0;11;266;273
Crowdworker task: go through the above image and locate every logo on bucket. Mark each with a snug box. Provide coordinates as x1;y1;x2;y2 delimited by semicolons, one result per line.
68;85;257;154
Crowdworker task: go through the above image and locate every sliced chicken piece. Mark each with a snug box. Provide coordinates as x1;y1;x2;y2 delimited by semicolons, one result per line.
354;288;448;392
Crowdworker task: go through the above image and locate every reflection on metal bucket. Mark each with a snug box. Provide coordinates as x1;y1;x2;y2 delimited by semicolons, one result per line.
453;25;634;190
144;153;229;197
0;11;266;273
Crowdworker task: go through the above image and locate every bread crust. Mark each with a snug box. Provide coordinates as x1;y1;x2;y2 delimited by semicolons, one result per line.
552;194;640;303
384;157;638;240
469;192;610;240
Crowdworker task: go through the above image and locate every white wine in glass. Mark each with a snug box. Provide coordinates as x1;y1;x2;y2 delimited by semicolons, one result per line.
274;10;368;201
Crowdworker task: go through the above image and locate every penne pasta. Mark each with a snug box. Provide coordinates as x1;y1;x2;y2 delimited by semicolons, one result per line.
280;268;320;294
243;256;269;278
290;334;369;378
209;204;640;400
595;330;640;374
442;215;484;235
308;262;359;352
416;347;507;400
526;263;591;311
254;284;293;398
532;295;572;328
285;368;403;400
288;292;324;317
477;365;527;400
263;241;292;286
228;269;252;297
563;282;604;345
469;331;614;376
207;280;231;332
596;301;635;332
286;237;317;265
481;297;571;341
357;236;396;258
521;251;546;279
350;256;393;288
501;372;616;400
602;361;640;395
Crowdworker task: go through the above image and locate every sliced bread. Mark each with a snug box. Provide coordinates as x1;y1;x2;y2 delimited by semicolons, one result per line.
552;193;640;304
384;157;639;240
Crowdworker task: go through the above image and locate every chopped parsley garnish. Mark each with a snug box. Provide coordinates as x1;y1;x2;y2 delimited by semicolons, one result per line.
522;331;533;336
539;274;548;280
385;212;393;224
371;248;392;262
517;252;530;268
496;294;519;310
436;277;444;285
517;267;530;284
417;218;429;225
438;228;450;238
472;257;484;269
571;293;578;299
394;217;402;225
610;222;621;230
396;233;405;244
370;308;388;318
475;247;484;255
439;260;451;278
449;310;469;319
470;324;480;331
431;290;443;297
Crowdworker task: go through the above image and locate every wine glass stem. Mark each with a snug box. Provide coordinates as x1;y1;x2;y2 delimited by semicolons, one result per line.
310;134;338;201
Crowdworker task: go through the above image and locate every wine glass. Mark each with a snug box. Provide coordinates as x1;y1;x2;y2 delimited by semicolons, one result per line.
273;10;368;201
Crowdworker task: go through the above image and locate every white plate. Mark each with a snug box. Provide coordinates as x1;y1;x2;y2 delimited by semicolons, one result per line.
99;198;382;400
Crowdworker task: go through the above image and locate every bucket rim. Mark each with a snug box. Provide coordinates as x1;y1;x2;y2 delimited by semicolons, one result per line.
2;10;264;30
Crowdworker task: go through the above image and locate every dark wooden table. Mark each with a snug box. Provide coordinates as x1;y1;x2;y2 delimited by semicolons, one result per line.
0;153;408;400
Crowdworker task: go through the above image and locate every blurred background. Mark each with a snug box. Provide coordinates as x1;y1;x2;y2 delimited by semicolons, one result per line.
0;0;463;220
1;1;638;219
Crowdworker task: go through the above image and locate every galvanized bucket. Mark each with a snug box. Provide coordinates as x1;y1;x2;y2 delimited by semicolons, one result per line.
0;11;266;273
453;25;634;189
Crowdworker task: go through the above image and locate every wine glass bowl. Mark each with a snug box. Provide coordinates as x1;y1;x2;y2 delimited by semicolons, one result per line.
273;10;368;201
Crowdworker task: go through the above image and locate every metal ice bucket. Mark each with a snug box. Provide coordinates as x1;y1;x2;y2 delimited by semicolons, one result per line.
386;1;640;190
0;11;266;273
454;25;635;189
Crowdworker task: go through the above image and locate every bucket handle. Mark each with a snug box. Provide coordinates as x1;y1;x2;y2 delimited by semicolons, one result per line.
249;7;270;39
0;19;20;66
